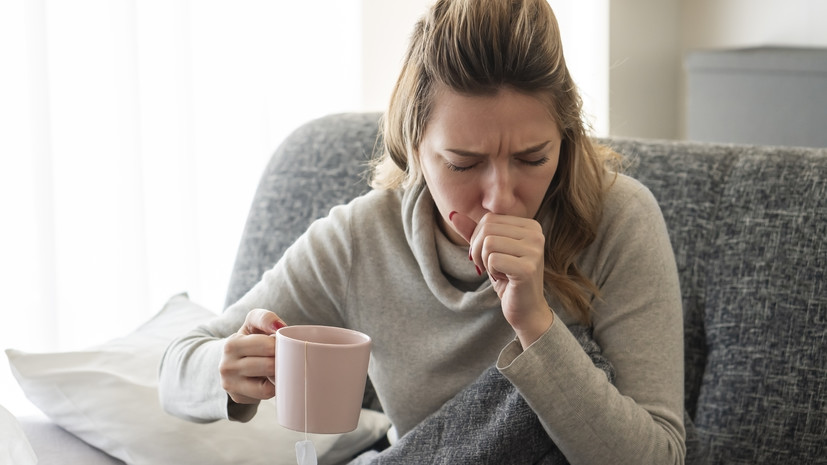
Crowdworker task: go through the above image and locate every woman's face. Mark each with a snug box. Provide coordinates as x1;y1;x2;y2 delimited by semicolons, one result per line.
418;86;562;245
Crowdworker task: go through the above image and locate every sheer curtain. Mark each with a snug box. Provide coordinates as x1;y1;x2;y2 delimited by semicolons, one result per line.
0;0;363;415
552;0;609;135
1;0;607;416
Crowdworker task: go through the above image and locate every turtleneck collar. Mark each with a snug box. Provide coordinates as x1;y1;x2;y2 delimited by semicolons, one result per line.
401;183;501;312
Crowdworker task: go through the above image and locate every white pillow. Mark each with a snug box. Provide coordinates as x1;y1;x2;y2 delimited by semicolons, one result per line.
5;293;390;465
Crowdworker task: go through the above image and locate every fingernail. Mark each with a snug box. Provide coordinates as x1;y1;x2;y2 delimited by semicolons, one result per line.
273;321;286;331
449;211;457;221
475;265;482;276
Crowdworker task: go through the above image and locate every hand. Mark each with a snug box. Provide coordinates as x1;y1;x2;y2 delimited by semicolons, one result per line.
450;211;554;347
219;308;287;405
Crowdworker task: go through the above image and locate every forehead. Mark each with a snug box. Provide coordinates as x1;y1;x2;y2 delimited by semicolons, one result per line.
423;86;560;145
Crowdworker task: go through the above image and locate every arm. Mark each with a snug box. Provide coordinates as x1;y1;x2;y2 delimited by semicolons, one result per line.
497;183;686;464
158;203;355;423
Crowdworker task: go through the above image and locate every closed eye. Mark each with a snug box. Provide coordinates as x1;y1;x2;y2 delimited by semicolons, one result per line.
441;141;552;171
442;149;482;172
444;161;475;172
519;156;549;167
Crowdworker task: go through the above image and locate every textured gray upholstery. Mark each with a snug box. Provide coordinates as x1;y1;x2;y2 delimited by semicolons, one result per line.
610;139;827;464
225;113;379;308
226;113;827;464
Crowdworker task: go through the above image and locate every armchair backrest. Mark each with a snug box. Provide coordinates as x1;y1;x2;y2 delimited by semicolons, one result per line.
226;113;827;464
225;113;381;308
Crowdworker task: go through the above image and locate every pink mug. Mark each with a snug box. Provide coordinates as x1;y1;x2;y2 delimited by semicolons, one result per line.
275;325;372;434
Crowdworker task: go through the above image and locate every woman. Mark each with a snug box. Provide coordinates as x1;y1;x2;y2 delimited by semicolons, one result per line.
160;0;686;463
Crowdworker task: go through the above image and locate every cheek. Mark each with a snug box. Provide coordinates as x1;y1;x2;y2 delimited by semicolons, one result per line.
420;156;441;194
422;164;475;213
525;183;549;212
524;164;559;211
420;157;447;203
430;175;468;209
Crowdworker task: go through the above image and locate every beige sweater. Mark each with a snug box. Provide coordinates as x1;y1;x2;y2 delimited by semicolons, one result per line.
159;173;686;464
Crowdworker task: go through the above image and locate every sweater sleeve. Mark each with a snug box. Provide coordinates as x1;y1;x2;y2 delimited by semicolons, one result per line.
158;202;356;423
497;181;686;465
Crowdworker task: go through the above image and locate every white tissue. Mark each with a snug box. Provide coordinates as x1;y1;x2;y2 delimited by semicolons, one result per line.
295;439;317;465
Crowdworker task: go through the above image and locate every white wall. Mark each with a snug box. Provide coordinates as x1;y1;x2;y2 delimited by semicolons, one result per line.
676;0;827;138
553;1;610;136
361;0;432;112
681;0;827;50
608;0;680;139
607;0;827;140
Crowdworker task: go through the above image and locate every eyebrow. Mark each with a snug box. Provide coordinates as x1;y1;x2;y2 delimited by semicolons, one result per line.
446;141;551;158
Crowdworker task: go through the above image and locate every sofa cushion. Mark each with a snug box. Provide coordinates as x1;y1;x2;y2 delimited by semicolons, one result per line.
696;148;827;464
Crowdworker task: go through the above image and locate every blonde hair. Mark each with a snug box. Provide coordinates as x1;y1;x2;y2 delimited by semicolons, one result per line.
372;0;620;323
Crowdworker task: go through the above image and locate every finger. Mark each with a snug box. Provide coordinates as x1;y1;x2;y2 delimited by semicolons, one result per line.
474;223;534;246
222;337;275;378
480;237;521;282
221;344;276;392
472;215;543;273
220;363;276;403
485;249;542;282
448;210;477;244
448;211;486;275
225;333;277;358
476;214;541;237
479;231;544;258
233;356;276;378
239;308;287;335
481;235;525;263
225;376;276;404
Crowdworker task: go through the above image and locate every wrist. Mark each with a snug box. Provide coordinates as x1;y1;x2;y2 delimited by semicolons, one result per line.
514;306;555;349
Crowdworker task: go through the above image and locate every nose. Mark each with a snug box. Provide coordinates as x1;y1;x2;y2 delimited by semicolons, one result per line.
481;165;517;214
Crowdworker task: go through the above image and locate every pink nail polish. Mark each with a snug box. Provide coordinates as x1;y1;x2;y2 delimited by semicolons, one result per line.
449;211;457;221
273;321;286;331
475;265;482;276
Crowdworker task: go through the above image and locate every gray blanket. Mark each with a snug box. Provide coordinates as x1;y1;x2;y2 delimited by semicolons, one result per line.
349;325;614;465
